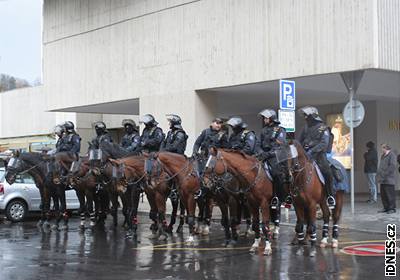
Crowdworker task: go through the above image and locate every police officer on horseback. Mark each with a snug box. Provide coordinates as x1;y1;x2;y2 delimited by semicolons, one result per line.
139;114;164;153
57;121;81;156
91;121;113;149
192;118;228;157
54;124;65;151
298;106;336;209
255;109;289;208
120;119;140;153
226;116;256;155
161;114;188;155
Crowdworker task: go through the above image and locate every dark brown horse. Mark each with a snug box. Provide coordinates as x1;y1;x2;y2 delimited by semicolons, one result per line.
285;141;344;251
204;148;274;255
52;153;100;229
5;151;69;230
109;154;176;240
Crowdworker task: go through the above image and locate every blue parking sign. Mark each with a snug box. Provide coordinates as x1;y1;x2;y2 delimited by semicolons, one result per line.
279;80;296;110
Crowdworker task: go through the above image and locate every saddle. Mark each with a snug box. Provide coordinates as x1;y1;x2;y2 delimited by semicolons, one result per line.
263;162;274;182
312;161;325;185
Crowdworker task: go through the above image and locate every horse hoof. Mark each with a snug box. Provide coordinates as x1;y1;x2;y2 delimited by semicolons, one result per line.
320;238;328;248
263;248;272;256
331;239;338;248
176;226;184;234
249;238;260;253
51;224;60;231
186;235;195;244
149;233;159;239
201;225;210;236
158;234;168;241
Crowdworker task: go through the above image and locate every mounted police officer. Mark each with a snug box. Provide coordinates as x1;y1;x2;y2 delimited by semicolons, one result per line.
255;109;288;208
120;119;140;153
161;114;188;155
226;116;256;155
298;106;336;209
57;121;81;156
91;121;113;149
54;124;65;151
192;118;228;157
139;114;164;153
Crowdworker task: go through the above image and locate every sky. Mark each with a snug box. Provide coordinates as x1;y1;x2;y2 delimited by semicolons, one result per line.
0;0;43;83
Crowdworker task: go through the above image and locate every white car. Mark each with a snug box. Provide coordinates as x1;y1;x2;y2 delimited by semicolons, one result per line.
0;167;80;222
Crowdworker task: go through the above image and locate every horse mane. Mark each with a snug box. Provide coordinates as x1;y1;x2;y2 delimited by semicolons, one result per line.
100;141;132;159
20;152;45;165
221;149;252;159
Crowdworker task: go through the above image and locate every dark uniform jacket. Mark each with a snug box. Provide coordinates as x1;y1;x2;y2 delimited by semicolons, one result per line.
257;125;287;159
299;121;330;158
91;133;113;149
228;129;256;155
57;133;81;154
121;132;141;153
193;128;228;155
161;128;188;155
140;126;164;152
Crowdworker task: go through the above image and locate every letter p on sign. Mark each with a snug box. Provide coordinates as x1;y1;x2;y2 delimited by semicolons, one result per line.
280;80;296;110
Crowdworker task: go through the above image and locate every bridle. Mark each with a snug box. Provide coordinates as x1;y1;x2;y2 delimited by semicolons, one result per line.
204;150;263;193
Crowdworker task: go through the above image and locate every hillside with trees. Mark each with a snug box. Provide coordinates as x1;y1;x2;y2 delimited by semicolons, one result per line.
0;73;31;92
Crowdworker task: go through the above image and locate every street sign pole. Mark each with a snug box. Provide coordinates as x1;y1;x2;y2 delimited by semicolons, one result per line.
341;71;364;215
349;87;355;215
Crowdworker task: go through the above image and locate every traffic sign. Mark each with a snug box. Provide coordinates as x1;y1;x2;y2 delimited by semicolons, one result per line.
343;99;365;128
279;80;295;110
341;244;385;256
278;110;295;132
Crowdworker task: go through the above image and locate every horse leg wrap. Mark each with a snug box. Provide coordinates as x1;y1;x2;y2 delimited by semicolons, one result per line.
332;224;339;239
295;223;304;241
261;223;271;240
322;223;329;238
308;224;317;242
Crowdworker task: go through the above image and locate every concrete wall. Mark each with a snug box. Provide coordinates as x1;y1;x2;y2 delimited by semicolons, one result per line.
0;86;56;138
43;0;378;111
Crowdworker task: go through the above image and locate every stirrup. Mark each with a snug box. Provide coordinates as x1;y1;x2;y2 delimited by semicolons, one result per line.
271;197;279;209
327;196;336;209
284;196;293;208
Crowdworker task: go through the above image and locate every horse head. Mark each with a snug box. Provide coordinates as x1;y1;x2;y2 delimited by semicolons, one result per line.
5;152;43;185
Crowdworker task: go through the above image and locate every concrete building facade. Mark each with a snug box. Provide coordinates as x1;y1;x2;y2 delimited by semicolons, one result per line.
0;0;399;192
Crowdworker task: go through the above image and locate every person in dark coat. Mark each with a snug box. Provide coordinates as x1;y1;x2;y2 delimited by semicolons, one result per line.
376;144;397;214
364;141;378;203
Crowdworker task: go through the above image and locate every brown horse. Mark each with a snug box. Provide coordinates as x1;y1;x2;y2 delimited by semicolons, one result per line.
109;154;179;241
204;148;274;255
285;141;344;251
147;152;200;243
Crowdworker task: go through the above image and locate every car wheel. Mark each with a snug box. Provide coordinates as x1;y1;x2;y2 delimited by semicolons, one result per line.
6;199;27;222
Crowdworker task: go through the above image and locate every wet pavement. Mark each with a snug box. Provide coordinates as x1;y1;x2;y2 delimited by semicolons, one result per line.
0;210;398;280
